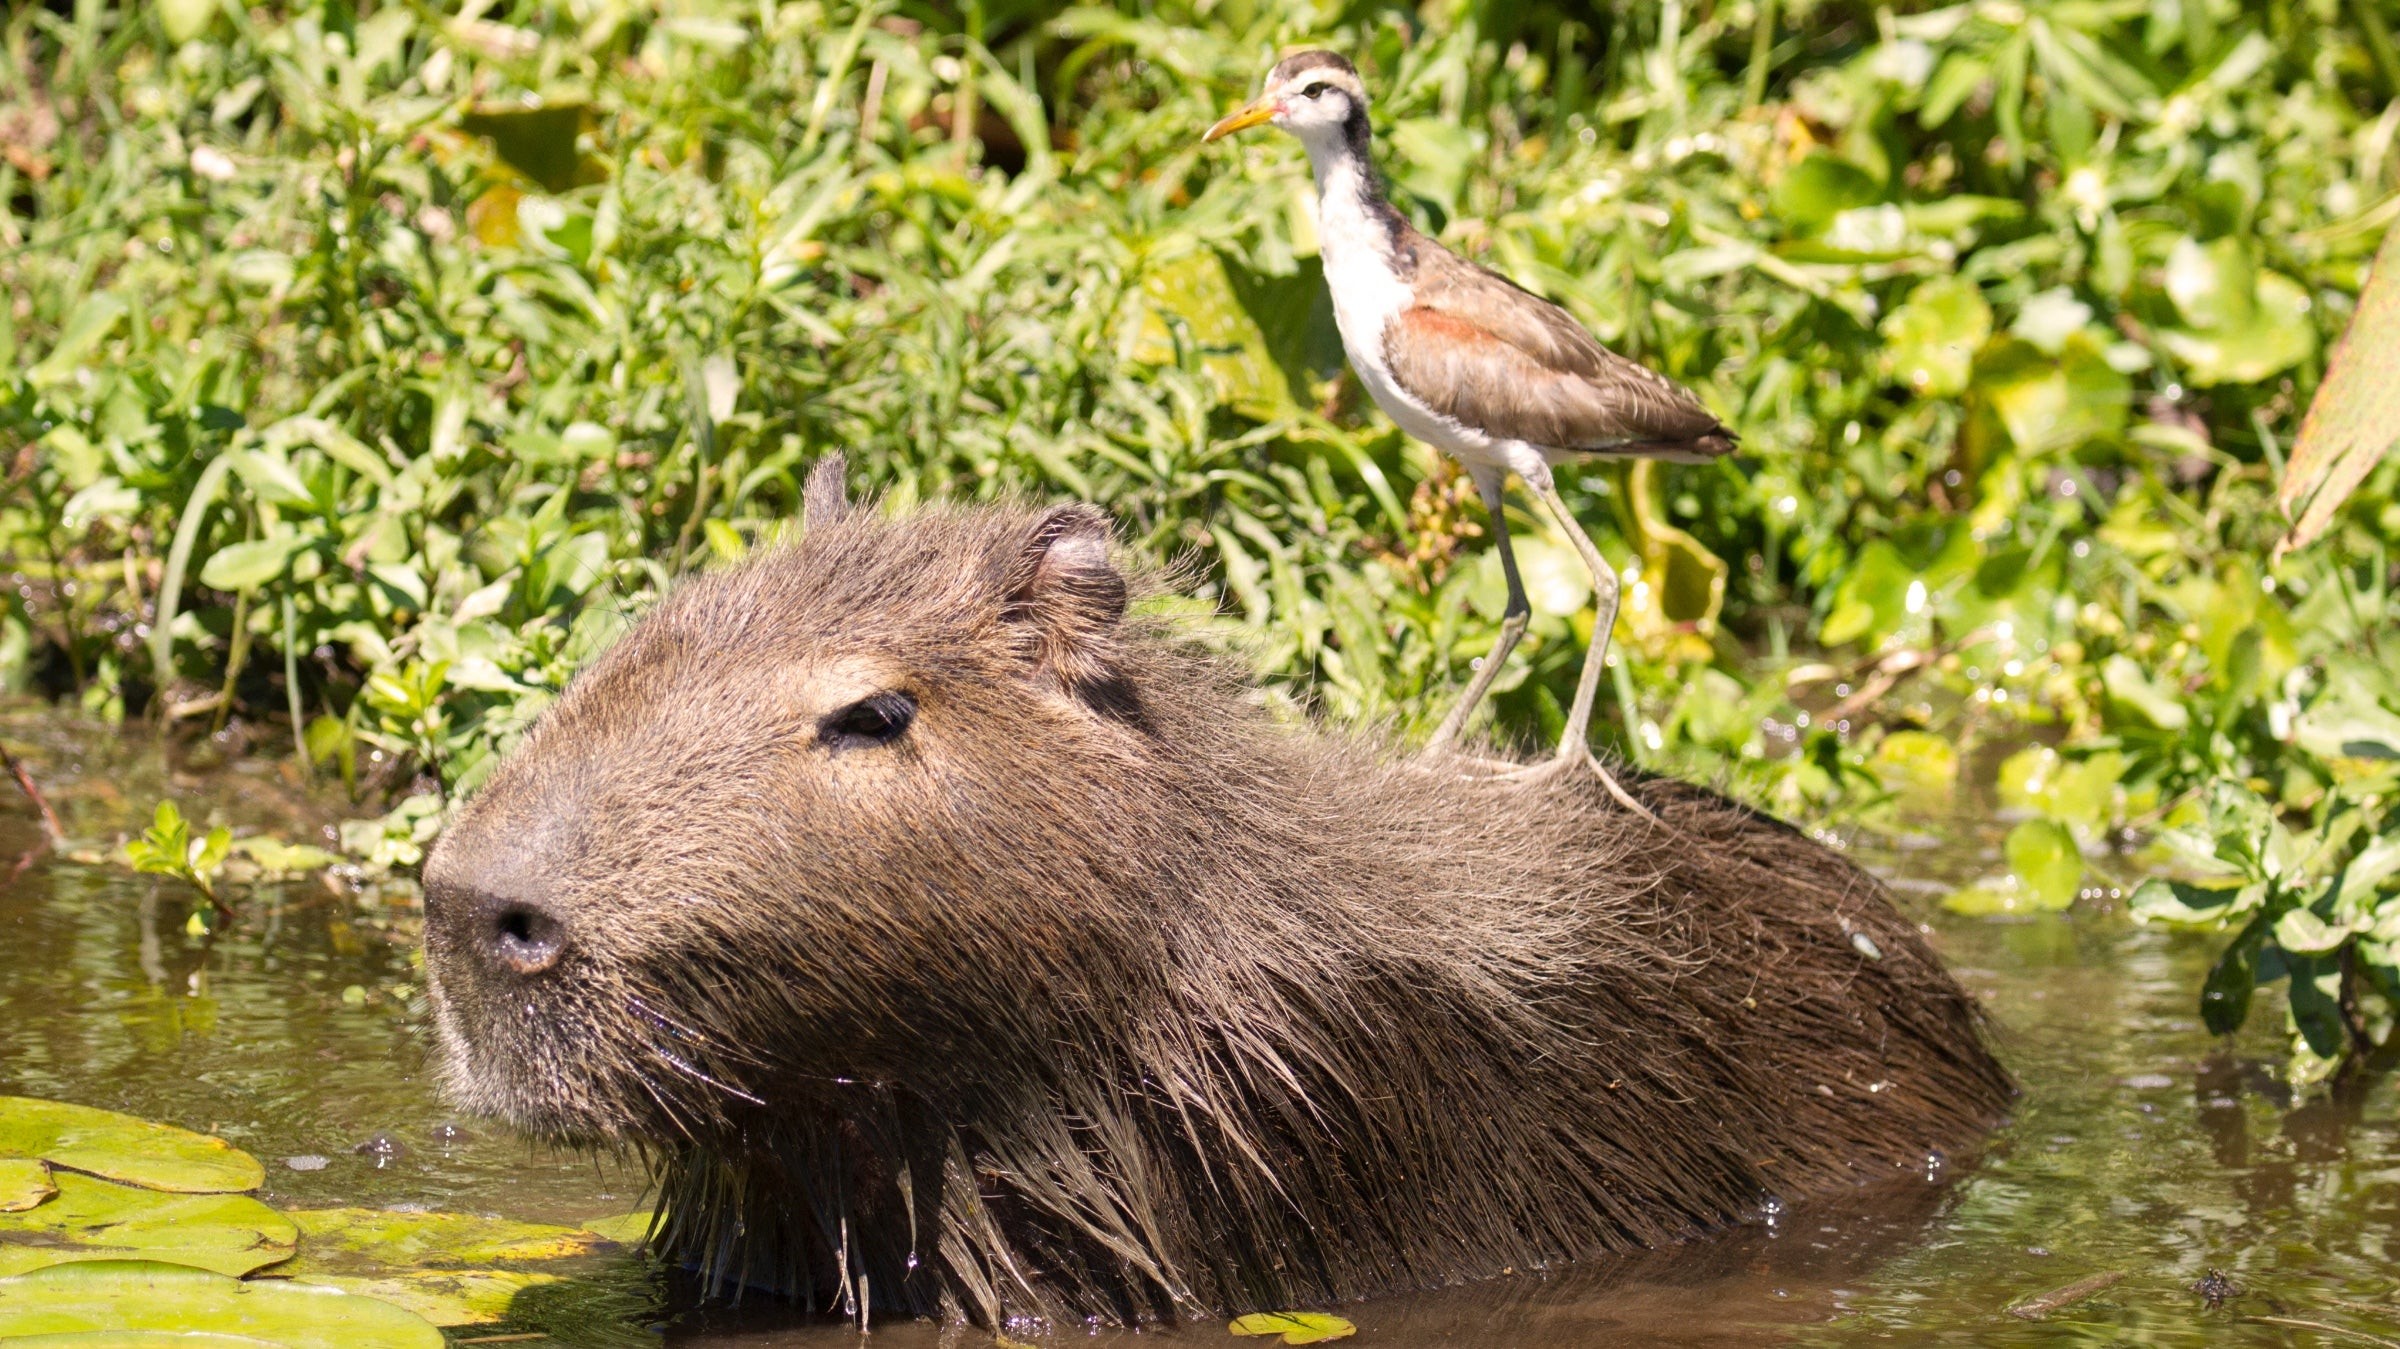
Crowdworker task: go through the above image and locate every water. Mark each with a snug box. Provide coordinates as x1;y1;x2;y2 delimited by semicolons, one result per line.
2;718;2395;1346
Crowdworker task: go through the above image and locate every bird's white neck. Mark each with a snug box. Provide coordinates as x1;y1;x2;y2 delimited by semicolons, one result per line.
1294;127;1396;267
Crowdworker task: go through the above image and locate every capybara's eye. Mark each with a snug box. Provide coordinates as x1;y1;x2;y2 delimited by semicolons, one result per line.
821;692;916;748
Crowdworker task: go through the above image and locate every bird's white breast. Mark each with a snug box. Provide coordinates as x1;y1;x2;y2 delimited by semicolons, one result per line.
1309;172;1511;470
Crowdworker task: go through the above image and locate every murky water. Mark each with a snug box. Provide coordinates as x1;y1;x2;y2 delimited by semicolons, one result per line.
2;716;2395;1346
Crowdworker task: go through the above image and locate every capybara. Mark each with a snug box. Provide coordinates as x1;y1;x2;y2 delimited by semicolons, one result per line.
421;458;2012;1327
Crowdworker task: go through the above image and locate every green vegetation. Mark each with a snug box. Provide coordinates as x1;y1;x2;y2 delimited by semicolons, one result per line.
1;1;2396;1078
0;1094;642;1336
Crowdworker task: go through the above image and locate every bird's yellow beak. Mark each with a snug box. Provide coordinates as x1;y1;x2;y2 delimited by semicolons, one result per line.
1203;98;1279;142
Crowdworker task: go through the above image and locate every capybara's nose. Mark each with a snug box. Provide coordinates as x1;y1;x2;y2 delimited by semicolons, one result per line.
486;898;567;976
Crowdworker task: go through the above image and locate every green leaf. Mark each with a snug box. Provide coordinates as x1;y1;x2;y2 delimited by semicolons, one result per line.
2100;654;2190;732
1995;746;2124;830
0;1160;54;1214
0;1173;294;1276
1132;248;1300;422
158;0;218;43
0;1098;263;1194
281;1209;607;1270
1879;276;1992;397
1868;730;1958;804
702;518;748;565
1819;541;1917;648
199;534;311;593
1228;1311;1358;1345
227;450;316;510
2159;270;2318;387
2201;915;2267;1036
0;1261;442;1347
2129;877;2251;927
1974;333;2130;454
2163;236;2258;330
578;1212;654;1245
2293;679;2400;762
458;102;590;194
289;1270;564;1328
1772;153;1882;234
2285;954;2348;1059
27;294;128;389
2006;819;2085;910
2274;906;2351;956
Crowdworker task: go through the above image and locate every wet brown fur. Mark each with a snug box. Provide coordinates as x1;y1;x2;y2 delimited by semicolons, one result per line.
422;461;2013;1327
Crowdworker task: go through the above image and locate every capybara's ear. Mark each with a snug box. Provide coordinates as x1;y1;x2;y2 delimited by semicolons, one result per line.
1002;504;1128;694
803;454;850;531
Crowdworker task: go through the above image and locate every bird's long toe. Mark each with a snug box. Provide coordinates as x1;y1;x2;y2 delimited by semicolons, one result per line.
1493;746;1665;822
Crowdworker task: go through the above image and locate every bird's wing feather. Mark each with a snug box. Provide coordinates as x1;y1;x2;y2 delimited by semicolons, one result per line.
1385;250;1735;459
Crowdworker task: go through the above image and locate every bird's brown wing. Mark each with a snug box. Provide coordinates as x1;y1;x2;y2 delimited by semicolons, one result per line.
1384;249;1736;460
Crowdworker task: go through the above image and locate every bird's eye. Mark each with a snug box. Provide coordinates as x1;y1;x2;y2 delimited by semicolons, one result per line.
1300;83;1327;99
821;692;916;748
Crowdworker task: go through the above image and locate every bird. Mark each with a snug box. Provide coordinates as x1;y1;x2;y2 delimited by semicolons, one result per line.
1204;50;1737;808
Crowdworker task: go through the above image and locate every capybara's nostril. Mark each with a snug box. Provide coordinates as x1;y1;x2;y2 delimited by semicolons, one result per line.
490;903;565;976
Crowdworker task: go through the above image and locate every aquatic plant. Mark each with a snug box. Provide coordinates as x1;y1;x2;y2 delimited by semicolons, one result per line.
0;0;2395;1077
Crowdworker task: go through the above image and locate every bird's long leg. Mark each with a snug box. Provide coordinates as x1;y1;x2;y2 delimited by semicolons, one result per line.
1425;464;1528;757
1524;475;1660;821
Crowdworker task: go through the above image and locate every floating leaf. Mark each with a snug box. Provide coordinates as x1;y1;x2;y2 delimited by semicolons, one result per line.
578;1212;654;1245
1995;746;2124;830
0;1161;53;1214
2006;819;2085;910
1229;1311;1358;1345
0;1173;294;1277
282;1209;607;1270
1869;730;1958;804
0;1098;263;1193
0;1261;441;1347
2278;220;2400;559
288;1270;563;1327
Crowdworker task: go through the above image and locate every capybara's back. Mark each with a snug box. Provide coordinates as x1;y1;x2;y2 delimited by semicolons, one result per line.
421;461;2012;1326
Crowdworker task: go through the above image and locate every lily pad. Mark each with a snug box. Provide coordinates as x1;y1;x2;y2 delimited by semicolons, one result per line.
0;1161;53;1214
1869;730;1959;804
286;1270;563;1327
2006;819;2086;909
0;1172;296;1277
283;1208;608;1270
0;1098;264;1194
579;1212;655;1245
1229;1310;1358;1344
0;1261;441;1348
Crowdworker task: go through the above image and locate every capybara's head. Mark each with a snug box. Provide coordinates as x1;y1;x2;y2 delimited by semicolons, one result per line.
422;458;1157;1145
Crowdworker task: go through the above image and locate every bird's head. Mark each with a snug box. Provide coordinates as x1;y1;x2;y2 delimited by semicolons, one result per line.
1204;50;1368;150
